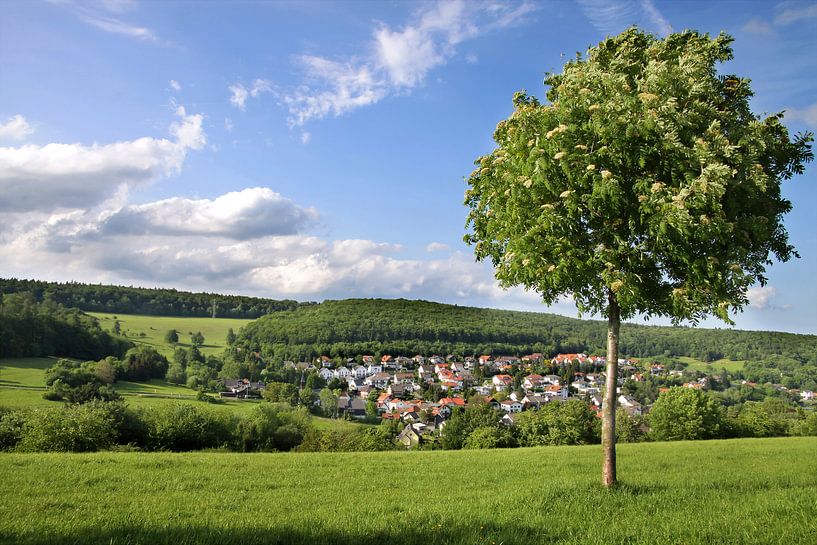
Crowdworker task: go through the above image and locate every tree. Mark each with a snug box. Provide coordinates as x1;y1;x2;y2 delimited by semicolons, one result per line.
649;387;722;441
191;331;205;347
226;328;237;346
319;388;339;418
164;329;179;344
463;28;812;486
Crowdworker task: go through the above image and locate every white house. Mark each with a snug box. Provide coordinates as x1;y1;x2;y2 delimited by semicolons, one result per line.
500;399;523;413
352;365;367;379
334;366;351;379
318;368;334;381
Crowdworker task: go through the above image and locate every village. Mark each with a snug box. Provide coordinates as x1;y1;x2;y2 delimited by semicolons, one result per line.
222;352;723;447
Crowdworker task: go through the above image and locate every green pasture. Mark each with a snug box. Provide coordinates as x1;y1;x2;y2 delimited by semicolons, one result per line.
678;356;747;373
88;312;253;357
0;437;814;545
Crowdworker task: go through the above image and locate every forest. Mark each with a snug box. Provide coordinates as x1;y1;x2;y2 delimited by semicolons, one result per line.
0;293;131;360
0;278;312;319
236;298;817;364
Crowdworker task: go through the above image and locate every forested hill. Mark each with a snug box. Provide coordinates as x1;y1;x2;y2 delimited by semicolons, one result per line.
0;278;314;319
237;299;817;363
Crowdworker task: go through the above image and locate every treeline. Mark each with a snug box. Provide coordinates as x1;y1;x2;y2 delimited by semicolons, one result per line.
236;299;817;364
0;293;131;360
0;278;313;319
2;388;815;454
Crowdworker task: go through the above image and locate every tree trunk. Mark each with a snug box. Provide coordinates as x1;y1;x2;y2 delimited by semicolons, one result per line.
602;291;620;488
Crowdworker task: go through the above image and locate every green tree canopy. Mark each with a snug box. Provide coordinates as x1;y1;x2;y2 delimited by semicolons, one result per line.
465;28;812;323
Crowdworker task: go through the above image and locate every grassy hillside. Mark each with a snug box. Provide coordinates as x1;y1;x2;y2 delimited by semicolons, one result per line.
89;312;253;358
0;437;814;545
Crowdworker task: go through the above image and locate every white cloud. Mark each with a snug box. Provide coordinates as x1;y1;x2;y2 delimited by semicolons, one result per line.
224;118;234;132
300;131;311;144
747;285;778;310
784;101;817;129
280;0;536;126
78;13;156;41
169;79;181;91
0;115;34;141
577;0;672;37
742;18;774;35
98;187;318;239
0;107;205;212
229;79;272;110
774;2;817;25
229;83;249;110
426;242;450;252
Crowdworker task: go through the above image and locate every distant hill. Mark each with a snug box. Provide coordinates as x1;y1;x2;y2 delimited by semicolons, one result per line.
236;298;817;363
0;278;315;319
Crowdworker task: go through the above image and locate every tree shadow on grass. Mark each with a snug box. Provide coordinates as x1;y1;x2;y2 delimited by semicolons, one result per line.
0;521;551;545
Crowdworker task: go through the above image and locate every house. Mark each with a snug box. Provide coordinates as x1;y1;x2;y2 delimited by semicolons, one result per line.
801;390;815;401
366;363;383;376
395;425;422;448
365;372;391;388
479;355;492;365
439;397;467;409
650;364;666;376
552;353;588;365
492;374;513;391
394;372;415;384
338;397;367;419
500;413;518;427
356;386;372;399
352;365;368;379
362;355;374;364
523;353;545;364
395;356;412;369
523;374;545;390
347;378;365;391
381;355;393;364
544;384;569;399
473;385;493;396
522;394;550;409
543;375;562;385
500;399;523;413
483;396;501;410
334;366;351;379
428;355;445;364
618;395;643;416
220;378;264;399
318;368;334;381
388;383;408;398
413;355;426;365
318;356;332;367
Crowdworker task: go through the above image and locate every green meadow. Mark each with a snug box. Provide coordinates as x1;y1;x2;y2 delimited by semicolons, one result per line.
677;356;747;374
88;312;253;358
0;437;813;545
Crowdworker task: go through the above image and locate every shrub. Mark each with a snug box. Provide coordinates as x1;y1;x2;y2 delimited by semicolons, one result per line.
649;387;723;441
16;402;120;452
140;403;233;451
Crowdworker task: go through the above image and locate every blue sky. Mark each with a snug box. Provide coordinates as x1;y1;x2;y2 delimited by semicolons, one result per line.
1;0;815;333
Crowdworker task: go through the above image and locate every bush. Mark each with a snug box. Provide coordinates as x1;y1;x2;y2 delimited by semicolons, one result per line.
139;403;233;451
15;402;120;452
463;426;515;449
649;387;723;441
0;409;25;451
235;403;311;452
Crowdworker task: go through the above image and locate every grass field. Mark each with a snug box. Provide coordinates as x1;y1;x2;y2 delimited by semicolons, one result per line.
0;437;813;545
678;356;747;373
89;312;253;358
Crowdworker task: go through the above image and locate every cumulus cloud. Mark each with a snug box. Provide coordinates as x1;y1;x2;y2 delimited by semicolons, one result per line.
747;285;778;310
280;0;536;126
577;0;672;37
169;79;181;91
0;115;34;141
100;188;318;239
0;106;205;212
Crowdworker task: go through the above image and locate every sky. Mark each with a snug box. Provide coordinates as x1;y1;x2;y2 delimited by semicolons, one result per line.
1;0;815;334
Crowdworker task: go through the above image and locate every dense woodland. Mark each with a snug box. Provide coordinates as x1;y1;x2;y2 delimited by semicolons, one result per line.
0;278;311;319
236;299;817;364
0;293;131;360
